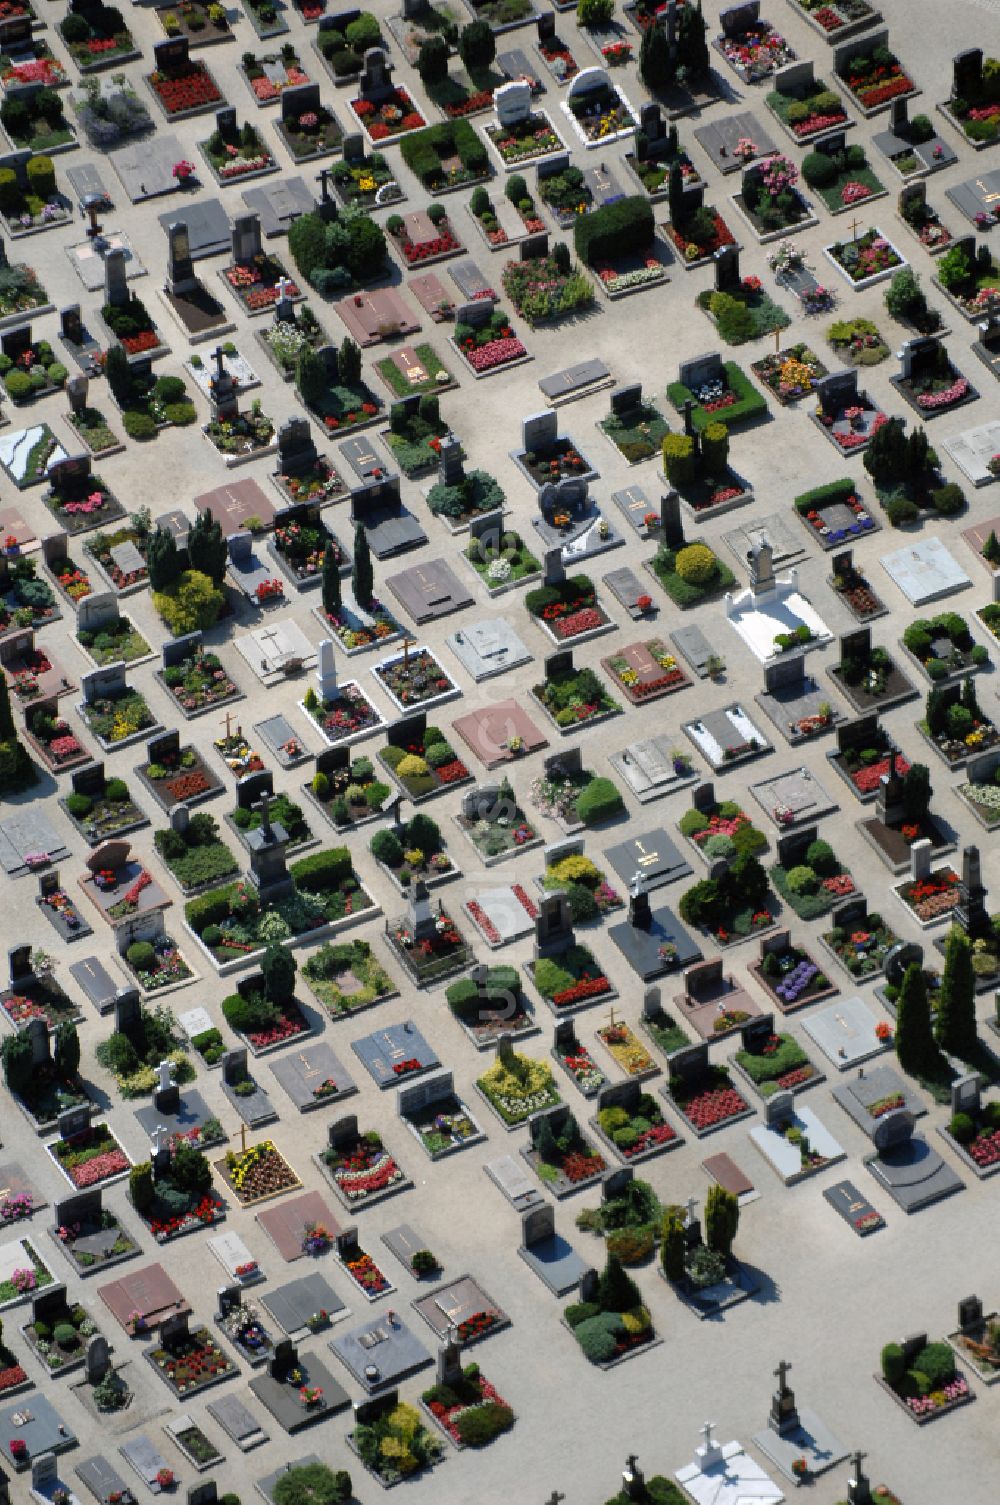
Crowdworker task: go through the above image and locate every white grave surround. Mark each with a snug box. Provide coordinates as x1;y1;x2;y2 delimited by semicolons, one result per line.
207;1230;263;1284
944;422;1000;488
749;1106;847;1184
821;228;909;291
235;620;318;684
560;68;640;149
370;646;462;715
0;1235;50;1308
801;996;890;1070
676;1436;784;1505
297;680;386;748
0;426;67;486
686;705;767;767
725;572;833;663
462;883;537;946
880;536;972;606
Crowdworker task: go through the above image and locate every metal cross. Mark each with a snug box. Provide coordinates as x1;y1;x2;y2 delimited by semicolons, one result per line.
211;345;226;381
401;635;417;669
850;1450;868;1480
774;1359;792;1393
700;1421;716;1451
316;166;332;202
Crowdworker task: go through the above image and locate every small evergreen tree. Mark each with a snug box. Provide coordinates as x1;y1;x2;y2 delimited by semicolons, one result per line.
863;416;908;484
982;530;1000;566
936;925;977;1058
667;160;685;227
186;508;227;586
339;335;362;387
54;1020;80;1079
352;523;373;608
704;1185;739;1255
0;666;14;740
296;347;328;409
639;17;673;90
677;0;709;75
459;18;494;72
596;1252;641;1313
1;1030;32;1094
321;541;342;615
660;1207;686;1282
261;942;296;1005
895;962;944;1078
146;526;181;591
418;34;449;85
901;763;932;824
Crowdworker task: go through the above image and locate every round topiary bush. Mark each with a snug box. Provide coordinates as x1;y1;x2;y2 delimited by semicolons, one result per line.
786;865;818;895
455;1401;515;1446
371;828;404;866
949;1111;976;1143
396;754;429;778
573;1311;623;1364
805;839;836;875
105;778;130;802
126;941;155;970
53;1322;78;1349
675;543;717;585
802;151;836;188
123;410;157;441
66;792;93;818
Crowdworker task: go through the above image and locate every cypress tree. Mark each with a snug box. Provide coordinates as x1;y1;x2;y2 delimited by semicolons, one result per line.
54;1020;80;1079
704;1185;739;1255
352;523;373;609
895;962;943;1078
146;526;181;591
321;540;342;615
187;509;227;587
339;336;362;388
597;1252;641;1313
639;17;672;91
936;925;977;1059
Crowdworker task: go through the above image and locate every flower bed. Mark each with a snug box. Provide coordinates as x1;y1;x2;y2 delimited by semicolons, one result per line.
160;648;239;716
452;305;528;376
717;17;794;80
696;276;790;346
50;1123;129;1189
304;756;391;831
554;1030;607;1095
879;1337;972;1422
352;1398;442;1480
301;682;382;746
765;75;848;140
224;252;298;314
351;89;424;142
602;640;687;702
276;100;344;158
373;646;457;711
218;1140;299;1205
44;473;123;536
733;1032;819;1098
668;1064;750;1133
666;205;736;266
399;118;489;194
465;529;540;593
0;1239;51;1305
49;552;93;604
896;868;961;924
1;978;81;1031
380;726;470;801
527;1111;606;1192
148;1325;237;1396
526;576;611;643
330;150;401;210
753;942;834;1010
836;44;916;113
388;907;473;985
140;743;221;812
477;1052;560;1127
752;343;828;404
502;250;594;326
484;111;563;166
339;1244;392;1299
594;1096;677;1162
822;912;899;978
78;685;156;748
532;662;621;730
597;1022;655;1077
825;227;905;288
422;1365;514;1448
532;943;615;1012
148;60;222;116
320;1128;406;1206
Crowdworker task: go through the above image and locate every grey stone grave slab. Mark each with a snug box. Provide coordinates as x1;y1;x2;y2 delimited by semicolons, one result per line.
0;809;70;876
156;199;230;259
865;1133;964;1213
610;735;698;804
753;1409;849;1483
119;1436;170;1491
802;997;889;1070
340;433;391;482
66;230;145;296
582;162;626;207
943;421;1000;487
382;1224;435;1275
351;1022;439;1088
76;1455;132;1504
449;258;495;300
750;767;838;828
519;1227;587;1295
0;1162;45;1212
693;111;778;174
723;512;806;571
349;484;426;558
609;902;702;982
670;623;719;678
257;1453;325;1503
134;1088;217;1141
68;956;119;1015
255;714;312;767
602;564;647;618
249;1353;349;1431
606;830;692;891
947;171;1000;227
496;47;541;89
484;1154;544;1211
269;1042;357;1113
243;177;317;237
538;358;612;404
261;1273;345;1337
205;1392;269;1451
611;485;654;537
831;1065;926;1139
65;163;113;212
221;1070;276;1129
823;1178;885;1236
386;558;473;624
880;537;971;606
0;1394;74;1463
447;618;531;682
109;136;189;203
226;534;273;602
330;1314;433;1393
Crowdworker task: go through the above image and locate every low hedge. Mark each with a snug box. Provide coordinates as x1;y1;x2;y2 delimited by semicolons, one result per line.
793;476;857;516
666;361;767;431
575;776;624;826
400;119;487;187
290;847;353;892
447;967;521;1012
573;194;654;267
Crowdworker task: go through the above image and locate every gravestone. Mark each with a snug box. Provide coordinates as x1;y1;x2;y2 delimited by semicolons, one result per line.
520;231;549;262
32;1455;58;1492
534;891;573;959
343;133;365;163
437;432;464;486
85;1333;111;1384
678;352;723;393
953;48;983;101
276;417;316;475
359;47;393;100
167;221;197;297
522;409;558;454
495;80;532;128
955;843;989;938
521;1201;555;1247
231;214;262;266
603;1165;633;1200
104;247;128;308
958;1294;983;1331
714;244;740;293
951;1072;980;1118
768;1358;799;1436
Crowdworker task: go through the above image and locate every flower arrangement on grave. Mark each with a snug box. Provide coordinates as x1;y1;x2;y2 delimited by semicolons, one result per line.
305;1308;329;1331
300;1384;323;1406
155;1470;174;1488
255;578;284;602
301;1221;332;1254
9;1438;26;1460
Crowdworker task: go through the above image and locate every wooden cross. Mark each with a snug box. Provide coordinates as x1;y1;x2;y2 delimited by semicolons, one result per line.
605;1003;619;1029
401;635;417;669
773;328;781;353
221;710;234;741
847;215;861;243
240;1122;247;1155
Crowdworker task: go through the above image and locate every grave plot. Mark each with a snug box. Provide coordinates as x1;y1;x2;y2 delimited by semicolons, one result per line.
0;424;62;493
522;1102;608;1195
234;623;317;693
526;571;614;647
77;840;170;928
531;651;622;734
463;516;542;597
0;1232;53;1308
333;285;420;352
890;335;978;421
453;779;542;866
665;1046;754;1138
373;643;460;716
331;1310;432;1395
714;4;795;81
129;1143;225;1243
826;318;889;374
477;1040;561;1129
671;955;762;1042
750;929;838;1013
3;1011;94;1132
81;519;150;596
802;994;890;1071
298;939;397;1023
316;1117;413;1210
413;1273;509;1349
377;348;454;409
353;1022;439;1090
255;1189;339;1264
682;703;771;772
136;729;226;814
610;736;697;806
901;611;989;685
871;98;955;180
220;959;313;1053
163;1415;224;1472
145;36;223;121
0;799;72;877
199;108;278;186
48;1116;131;1191
259;1272;343;1343
387;207;464;271
219;1045;276;1128
0;1317;29;1398
216;1140;301;1208
144;1313;237;1401
755;658;843;746
75;601;151;669
387;883;474;987
303;747;393;831
300;672;385;751
0;1392;75;1471
398;1071;485;1161
731;154;819;244
462;882;539;948
751;1090;845;1183
379;716;471;801
945;420;1000;490
36;873;93;944
470;179;546;250
664;178;739;272
811;368;889;455
800;134;889;220
601;639;689;703
453;699;549;772
832;28;917;116
563;1246;659;1366
423;449;508;534
115;915;196;999
76;665;160;755
333;1226;394;1301
876;1331;972;1422
0;152;72;240
667;354;768;439
920;677;1000;770
451;298;530;378
258;303;329;386
948;1297;1000;1382
1;954;82;1034
957;750;1000;830
99;1262;191;1338
793;477;877;550
765;58;850;144
447;967;537;1048
731;1016;823;1101
385;558;473;626
270;1041;357;1114
552;1019;607;1095
447;617;532;683
370;810;459;894
22;1283;107;1377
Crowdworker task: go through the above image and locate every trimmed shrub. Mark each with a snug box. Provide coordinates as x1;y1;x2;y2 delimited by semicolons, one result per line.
662;432;696;486
574;777;624;826
675;543;717;584
573;195;653;267
802;151;836;188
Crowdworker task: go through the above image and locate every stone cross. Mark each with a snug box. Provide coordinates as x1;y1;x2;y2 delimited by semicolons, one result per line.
774;1359;792;1394
701;1421;715;1451
317;166;332;202
212;345;226;382
157;1058;175;1092
254;792;273;838
686;1195;698;1225
150;1123;170;1155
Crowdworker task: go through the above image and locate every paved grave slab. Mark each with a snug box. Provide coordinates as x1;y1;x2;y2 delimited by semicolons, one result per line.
330;1312;433;1393
409;270;454;322
412;1274;508;1341
335;287;420;348
0;809;69;876
339;433;390;482
702;1152;760;1206
496;46;542;90
386;558;474;624
0;1162;46;1214
755;666;843;745
880;536;972;605
206;1392;269;1451
110;136;189;203
611;485;655;538
193;478;276;538
0;502;35;549
603;564;648;618
244;177;317;237
610;735;698;803
261;1272;345;1336
185;347;260;402
582;161;627;206
684;703;771;769
99;1262;189;1332
823;1178;886;1236
484;1154;544;1211
382;1224;435;1275
0;1393;75;1463
693;110;778;173
722;511;806;571
865;1135;964;1213
269;1041;357;1113
464;882;538;945
65;162;114;211
451;700;549;769
610;902;702;981
355;503;425;558
831;1064;926;1137
754;1409;849;1483
120;1435;172;1493
249;1351;350;1431
947;170;1000;227
605;829;692;890
944;420;1000;487
750;1105;846;1184
156;198;230;259
255;712;313;766
538;357;612;404
802;996;891;1071
256;1190;340;1262
446;617;532;682
66;231;145;294
76;1455;133;1505
352;1022;439;1088
676;1440;783;1505
134;1087;218;1141
223;1068;275;1128
748;767;838;829
519;1228;587;1295
235;620;317;684
226;535;273;602
449;258;496;301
